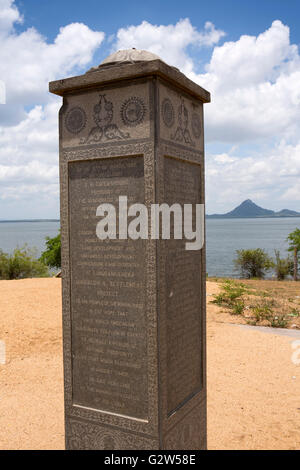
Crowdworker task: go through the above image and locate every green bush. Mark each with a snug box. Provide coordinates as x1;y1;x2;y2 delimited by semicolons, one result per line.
234;248;273;279
40;232;61;269
0;245;49;280
274;250;294;280
287;228;300;253
286;228;300;280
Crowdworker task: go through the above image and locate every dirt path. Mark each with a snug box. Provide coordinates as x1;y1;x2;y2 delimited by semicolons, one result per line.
0;279;299;449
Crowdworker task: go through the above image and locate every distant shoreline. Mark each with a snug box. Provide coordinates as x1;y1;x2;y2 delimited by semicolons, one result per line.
206;215;300;219
0;216;300;223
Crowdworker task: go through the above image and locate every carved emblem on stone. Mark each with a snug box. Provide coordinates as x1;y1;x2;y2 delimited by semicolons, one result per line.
121;97;146;127
191;113;201;139
171;98;195;147
65;106;87;134
80;94;130;144
161;98;174;128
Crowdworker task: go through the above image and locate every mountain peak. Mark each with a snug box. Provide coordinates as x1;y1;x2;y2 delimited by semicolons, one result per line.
227;200;274;217
207;199;300;218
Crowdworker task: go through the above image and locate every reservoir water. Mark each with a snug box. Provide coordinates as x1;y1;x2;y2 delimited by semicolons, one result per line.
0;217;299;278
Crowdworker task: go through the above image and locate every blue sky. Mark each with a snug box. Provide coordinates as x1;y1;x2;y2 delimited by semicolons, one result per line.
1;0;300;218
16;0;300;45
15;0;300;74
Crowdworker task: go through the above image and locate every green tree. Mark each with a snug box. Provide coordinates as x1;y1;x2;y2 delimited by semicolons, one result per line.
286;228;300;281
274;250;294;281
0;245;49;280
234;248;274;279
39;232;61;269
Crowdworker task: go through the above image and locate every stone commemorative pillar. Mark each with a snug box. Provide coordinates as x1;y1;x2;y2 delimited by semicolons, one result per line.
49;49;210;450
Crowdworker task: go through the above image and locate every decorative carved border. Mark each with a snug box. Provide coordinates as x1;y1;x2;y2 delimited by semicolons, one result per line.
160;140;202;165
60;141;158;440
66;417;159;450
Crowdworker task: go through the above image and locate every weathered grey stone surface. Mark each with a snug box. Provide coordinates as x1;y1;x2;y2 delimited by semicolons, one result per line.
50;50;210;450
97;48;162;67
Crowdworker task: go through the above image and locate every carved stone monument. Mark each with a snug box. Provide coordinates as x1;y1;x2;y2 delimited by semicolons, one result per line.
50;49;210;450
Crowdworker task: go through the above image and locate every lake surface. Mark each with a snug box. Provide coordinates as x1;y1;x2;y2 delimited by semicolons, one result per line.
0;217;299;278
206;217;300;277
0;221;60;258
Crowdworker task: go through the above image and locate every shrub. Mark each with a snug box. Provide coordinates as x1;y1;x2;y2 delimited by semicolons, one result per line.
287;228;300;253
274;250;294;280
287;228;300;280
40;232;61;269
0;245;49;280
234;248;273;279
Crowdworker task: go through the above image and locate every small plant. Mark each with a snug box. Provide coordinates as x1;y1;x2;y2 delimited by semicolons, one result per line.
288;308;299;318
211;280;246;307
211;280;246;316
270;315;288;328
232;300;245;315
222;280;248;300
248;298;275;324
252;304;272;322
211;293;228;306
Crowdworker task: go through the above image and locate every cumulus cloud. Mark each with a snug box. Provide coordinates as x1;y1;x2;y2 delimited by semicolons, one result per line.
0;21;104;111
114;18;300;146
0;3;300;217
0;0;22;36
0;100;60;217
206;140;300;213
0;1;105;217
196;20;300;143
114;18;225;74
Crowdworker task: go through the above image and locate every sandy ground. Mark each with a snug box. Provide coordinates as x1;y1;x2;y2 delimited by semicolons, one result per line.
0;278;299;450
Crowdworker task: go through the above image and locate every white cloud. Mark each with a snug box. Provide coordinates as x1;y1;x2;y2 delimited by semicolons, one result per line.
0;0;22;36
0;22;105;109
114;18;300;146
196;20;300;143
0;1;105;217
114;18;225;74
206;140;300;213
0;100;60;216
0;4;300;217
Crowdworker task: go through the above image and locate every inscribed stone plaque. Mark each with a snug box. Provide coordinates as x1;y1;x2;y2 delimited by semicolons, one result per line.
68;156;148;420
50;51;210;449
164;156;202;414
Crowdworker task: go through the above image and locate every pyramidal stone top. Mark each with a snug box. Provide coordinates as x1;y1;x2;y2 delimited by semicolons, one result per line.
49;48;210;103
